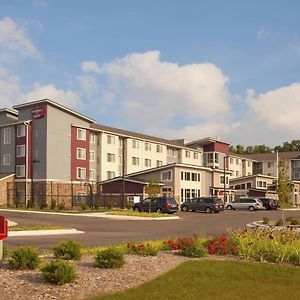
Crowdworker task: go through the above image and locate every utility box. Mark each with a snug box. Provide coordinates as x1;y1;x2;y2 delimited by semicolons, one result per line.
0;215;8;260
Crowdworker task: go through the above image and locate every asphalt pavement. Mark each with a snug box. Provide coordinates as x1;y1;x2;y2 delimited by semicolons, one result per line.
1;209;300;250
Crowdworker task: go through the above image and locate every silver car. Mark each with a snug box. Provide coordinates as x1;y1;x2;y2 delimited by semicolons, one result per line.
226;198;264;211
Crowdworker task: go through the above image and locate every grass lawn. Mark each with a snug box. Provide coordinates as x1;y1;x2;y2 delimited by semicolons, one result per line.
9;224;66;231
106;211;176;218
95;260;300;300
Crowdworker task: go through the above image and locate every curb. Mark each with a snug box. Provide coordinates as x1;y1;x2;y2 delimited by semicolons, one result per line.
0;209;181;221
8;228;84;237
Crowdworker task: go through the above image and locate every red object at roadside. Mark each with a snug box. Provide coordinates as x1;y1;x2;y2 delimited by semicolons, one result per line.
0;215;8;240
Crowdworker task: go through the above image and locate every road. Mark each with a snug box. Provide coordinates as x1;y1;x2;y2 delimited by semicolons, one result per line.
2;209;300;250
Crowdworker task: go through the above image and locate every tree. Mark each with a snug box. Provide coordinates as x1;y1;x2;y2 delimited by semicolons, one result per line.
276;158;293;205
144;178;160;213
235;144;245;154
275;140;300;152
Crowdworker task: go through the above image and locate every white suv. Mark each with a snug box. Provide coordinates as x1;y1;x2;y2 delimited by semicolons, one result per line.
226;198;264;211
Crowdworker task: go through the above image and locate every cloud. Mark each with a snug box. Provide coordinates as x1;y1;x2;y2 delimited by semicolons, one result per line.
0;17;41;60
256;28;279;40
87;51;231;131
0;67;21;106
22;83;82;108
32;0;48;7
78;75;99;96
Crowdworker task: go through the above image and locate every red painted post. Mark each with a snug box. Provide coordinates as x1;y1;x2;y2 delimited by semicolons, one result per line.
0;215;8;260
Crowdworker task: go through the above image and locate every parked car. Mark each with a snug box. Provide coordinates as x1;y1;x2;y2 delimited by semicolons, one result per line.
259;198;279;210
132;197;178;214
180;197;224;213
226;198;264;211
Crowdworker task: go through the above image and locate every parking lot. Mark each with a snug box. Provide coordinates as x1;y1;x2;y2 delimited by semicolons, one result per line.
2;209;300;250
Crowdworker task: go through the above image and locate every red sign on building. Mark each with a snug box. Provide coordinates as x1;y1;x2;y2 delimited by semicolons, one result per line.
32;105;46;119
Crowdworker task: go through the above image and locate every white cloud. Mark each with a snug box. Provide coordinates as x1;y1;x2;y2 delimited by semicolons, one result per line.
22;83;82;108
32;0;48;7
0;67;21;106
78;75;99;96
256;28;279;40
88;51;231;132
0;17;41;59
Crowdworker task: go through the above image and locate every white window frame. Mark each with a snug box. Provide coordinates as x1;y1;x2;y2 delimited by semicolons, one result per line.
194;152;198;160
185;151;190;158
107;153;115;163
156;160;163;167
77;128;86;141
156;145;163;153
145;158;151;167
77;148;86;160
76;167;86;180
132;139;139;149
294;172;300;179
90;132;96;143
145;142;151;151
17;125;26;137
89;169;95;181
3;154;11;166
16;165;25;177
132;157;139;166
4;127;11;144
89;151;95;161
107;135;115;144
16;145;25;157
107;171;115;179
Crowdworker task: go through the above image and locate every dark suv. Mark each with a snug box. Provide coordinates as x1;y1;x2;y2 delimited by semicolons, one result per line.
132;197;178;214
259;198;279;210
180;197;224;213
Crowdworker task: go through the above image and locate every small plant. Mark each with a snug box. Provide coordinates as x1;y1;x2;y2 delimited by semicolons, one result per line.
94;199;100;210
50;199;56;210
53;240;82;260
57;201;65;210
126;202;133;210
127;242;158;256
38;199;48;209
13;198;21;208
107;199;113;210
2;245;9;258
262;217;269;224
80;202;87;211
275;219;284;226
95;247;125;268
42;260;76;285
285;216;300;225
8;246;40;270
206;235;238;256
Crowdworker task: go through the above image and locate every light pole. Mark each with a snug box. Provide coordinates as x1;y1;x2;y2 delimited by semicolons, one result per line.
223;155;229;203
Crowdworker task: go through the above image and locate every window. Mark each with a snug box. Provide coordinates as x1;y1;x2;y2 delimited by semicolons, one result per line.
181;171;184;180
16;165;25;177
77;148;86;160
107;171;115;179
132;139;139;149
215;153;219;164
77;167;86;179
230;157;234;164
16;145;25;157
89;151;95;161
145;142;151;151
4;128;11;144
257;181;263;188
167;148;172;156
107;153;115;162
263;181;267;188
107;135;115;144
198;174;201;181
208;153;214;164
294;172;300;179
246;182;252;189
185;172;190;181
161;170;172;181
156;160;163;167
3;154;10;165
17;125;26;137
248;161;251;167
77;128;86;141
90;133;96;143
236;158;239;165
145;159;151;167
185;151;190;158
156;145;163;153
235;171;239;177
220;176;225;184
132;157;139;165
241;183;246;189
191;173;198;181
172;149;177;157
194;152;198;159
293;160;300;168
89;169;95;181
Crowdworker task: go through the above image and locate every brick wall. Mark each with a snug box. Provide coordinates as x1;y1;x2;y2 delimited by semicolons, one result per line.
0;175;15;207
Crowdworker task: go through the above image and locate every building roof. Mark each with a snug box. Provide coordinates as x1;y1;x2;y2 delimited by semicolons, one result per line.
228;152;257;161
0;173;15;180
13;99;95;123
0;108;18;116
185;137;231;146
91;123;187;148
240;151;300;161
229;174;276;183
99;177;164;186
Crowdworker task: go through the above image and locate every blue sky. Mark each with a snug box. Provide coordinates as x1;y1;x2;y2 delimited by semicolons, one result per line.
0;0;300;146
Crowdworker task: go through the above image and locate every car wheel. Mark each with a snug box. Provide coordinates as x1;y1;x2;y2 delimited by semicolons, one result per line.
227;205;233;210
249;206;254;211
156;208;162;213
134;207;141;212
205;207;212;214
181;205;188;212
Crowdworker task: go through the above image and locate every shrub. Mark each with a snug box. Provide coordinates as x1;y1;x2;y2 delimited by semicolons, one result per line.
57;201;65;210
80;203;87;211
263;217;269;225
205;235;238;256
3;245;9;258
290;218;300;225
50;199;56;210
8;246;40;270
42;260;76;285
13;198;21;208
53;240;82;260
107;199;113;210
38;199;47;209
95;247;125;268
94;199;100;210
275;219;284;226
127;242;158;256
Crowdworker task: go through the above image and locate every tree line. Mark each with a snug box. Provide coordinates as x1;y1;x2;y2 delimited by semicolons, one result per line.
230;140;300;154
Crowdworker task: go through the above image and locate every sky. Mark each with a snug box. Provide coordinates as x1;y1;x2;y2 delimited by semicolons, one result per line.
0;0;300;146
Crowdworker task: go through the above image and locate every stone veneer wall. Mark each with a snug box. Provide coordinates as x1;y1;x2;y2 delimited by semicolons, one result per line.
0;175;15;207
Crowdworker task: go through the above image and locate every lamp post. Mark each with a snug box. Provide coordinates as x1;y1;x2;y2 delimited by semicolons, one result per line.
223;155;229;203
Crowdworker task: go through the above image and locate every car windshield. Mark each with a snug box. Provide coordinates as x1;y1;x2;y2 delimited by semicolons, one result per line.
167;198;177;204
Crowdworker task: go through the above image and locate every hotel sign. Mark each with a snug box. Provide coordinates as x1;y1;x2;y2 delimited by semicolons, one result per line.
32;106;46;119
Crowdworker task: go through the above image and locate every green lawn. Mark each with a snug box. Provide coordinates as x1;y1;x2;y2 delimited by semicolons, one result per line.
95;260;300;300
106;211;176;218
9;224;66;231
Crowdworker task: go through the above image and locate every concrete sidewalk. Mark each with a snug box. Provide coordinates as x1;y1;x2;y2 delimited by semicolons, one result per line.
0;208;180;221
8;228;84;237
